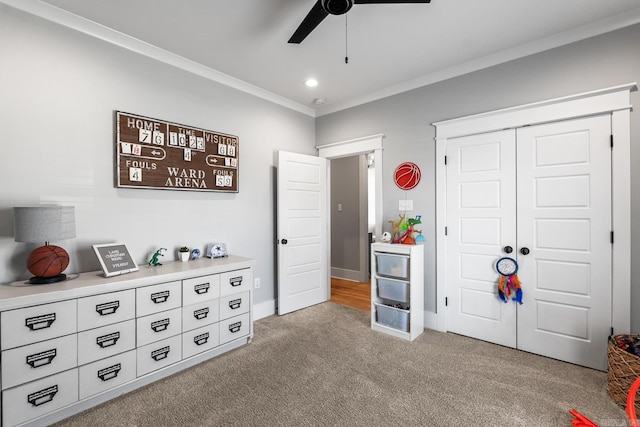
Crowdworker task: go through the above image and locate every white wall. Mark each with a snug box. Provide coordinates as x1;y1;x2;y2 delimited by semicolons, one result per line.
0;6;316;311
316;24;640;331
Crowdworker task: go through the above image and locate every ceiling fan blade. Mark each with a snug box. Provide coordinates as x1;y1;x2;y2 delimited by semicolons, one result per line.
354;0;431;4
288;1;330;44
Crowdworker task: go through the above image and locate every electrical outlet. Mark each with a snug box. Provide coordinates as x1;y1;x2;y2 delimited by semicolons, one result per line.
254;277;261;289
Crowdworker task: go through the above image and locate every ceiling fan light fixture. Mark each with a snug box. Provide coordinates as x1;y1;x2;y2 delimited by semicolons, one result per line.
322;0;353;15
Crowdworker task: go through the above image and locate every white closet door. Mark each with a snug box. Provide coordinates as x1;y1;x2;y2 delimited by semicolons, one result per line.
445;130;517;347
516;115;612;370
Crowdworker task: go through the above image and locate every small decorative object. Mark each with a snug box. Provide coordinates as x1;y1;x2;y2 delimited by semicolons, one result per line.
381;232;392;243
178;246;190;262
390;215;422;245
93;243;139;277
207;242;228;258
495;257;523;304
148;248;166;267
388;214;405;242
191;248;201;260
13;206;76;284
394;162;421;190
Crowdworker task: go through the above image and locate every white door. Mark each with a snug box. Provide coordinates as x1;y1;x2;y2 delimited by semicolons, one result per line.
516;116;612;370
445;115;612;370
445;130;517;347
277;151;329;315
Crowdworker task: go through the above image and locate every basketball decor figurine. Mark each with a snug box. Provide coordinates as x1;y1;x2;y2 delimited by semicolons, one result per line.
27;245;70;282
394;162;421;190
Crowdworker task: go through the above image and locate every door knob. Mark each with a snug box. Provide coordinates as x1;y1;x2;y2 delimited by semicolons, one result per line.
520;247;530;255
503;246;513;254
281;239;288;245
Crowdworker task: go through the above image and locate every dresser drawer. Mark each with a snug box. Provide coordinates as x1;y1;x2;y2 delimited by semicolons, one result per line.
219;312;251;345
137;308;182;347
219;268;251;296
182;274;220;306
1;300;77;350
219;291;250;321
137;335;182;377
1;334;77;390
78;319;136;366
182;323;220;359
77;289;135;331
182;300;220;332
136;281;181;317
2;368;78;427
79;350;136;400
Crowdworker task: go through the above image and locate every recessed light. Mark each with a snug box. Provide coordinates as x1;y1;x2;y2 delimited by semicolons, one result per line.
304;78;318;88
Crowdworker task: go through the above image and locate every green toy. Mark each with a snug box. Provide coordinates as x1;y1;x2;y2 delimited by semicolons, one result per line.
148;248;167;266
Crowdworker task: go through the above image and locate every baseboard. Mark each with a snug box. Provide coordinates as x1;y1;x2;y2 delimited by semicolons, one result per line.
253;299;276;320
331;268;361;282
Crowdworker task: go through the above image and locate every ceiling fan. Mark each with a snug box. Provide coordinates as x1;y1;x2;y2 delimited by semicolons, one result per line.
288;0;431;44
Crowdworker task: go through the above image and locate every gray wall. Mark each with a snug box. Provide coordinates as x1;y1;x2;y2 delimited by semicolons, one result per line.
330;156;364;279
0;5;316;312
316;24;640;331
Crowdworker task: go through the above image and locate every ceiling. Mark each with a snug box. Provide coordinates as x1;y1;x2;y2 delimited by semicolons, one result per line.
21;0;640;115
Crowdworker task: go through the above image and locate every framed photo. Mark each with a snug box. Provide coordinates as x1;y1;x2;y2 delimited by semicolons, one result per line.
93;243;139;277
206;242;228;258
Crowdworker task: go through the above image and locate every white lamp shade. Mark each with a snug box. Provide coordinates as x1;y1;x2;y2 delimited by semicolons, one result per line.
13;206;76;243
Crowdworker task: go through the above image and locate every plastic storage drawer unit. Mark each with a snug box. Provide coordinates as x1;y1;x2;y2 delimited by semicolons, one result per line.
375;303;410;332
376;277;410;303
375;253;410;279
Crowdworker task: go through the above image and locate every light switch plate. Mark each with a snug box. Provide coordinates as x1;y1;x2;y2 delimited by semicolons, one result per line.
399;200;414;211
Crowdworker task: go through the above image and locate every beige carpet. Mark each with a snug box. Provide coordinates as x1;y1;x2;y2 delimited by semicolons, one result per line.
55;302;626;426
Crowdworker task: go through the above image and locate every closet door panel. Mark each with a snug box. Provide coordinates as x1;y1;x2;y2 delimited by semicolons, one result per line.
445;129;517;348
516;115;612;371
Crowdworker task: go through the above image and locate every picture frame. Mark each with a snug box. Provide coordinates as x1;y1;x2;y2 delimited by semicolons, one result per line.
93;243;139;277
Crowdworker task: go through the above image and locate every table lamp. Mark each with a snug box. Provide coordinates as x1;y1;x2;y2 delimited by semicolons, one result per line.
13;206;76;284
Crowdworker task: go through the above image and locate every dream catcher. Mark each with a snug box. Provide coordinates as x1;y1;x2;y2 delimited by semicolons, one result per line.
496;257;523;304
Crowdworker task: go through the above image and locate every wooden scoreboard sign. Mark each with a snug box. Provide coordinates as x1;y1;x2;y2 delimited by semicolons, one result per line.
115;111;239;192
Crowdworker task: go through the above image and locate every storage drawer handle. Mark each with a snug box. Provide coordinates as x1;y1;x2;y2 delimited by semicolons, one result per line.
194;282;210;294
26;349;57;368
194;332;209;346
96;301;120;316
97;332;120;348
229;276;243;287
25;313;56;331
228;321;242;333
151;346;170;361
98;363;121;382
151;318;170;332
151;290;170;304
28;385;58;407
193;307;209;320
228;298;242;310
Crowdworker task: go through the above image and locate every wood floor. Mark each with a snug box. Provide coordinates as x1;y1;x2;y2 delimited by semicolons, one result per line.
330;277;371;312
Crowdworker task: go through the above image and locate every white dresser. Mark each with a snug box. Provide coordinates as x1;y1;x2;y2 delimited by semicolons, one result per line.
0;255;254;427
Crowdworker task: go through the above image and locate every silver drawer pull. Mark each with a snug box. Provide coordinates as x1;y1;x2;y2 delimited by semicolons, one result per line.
228;321;242;333
193;307;209;320
97;332;120;348
151;290;169;304
98;363;121;381
28;385;58;407
194;332;209;346
228;298;242;310
151;318;170;332
194;283;210;294
26;349;57;368
96;301;120;316
151;346;170;361
229;277;243;287
25;313;56;331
